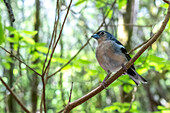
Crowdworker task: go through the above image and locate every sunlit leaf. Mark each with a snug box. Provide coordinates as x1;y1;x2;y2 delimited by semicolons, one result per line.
123;85;133;93
62;65;71;71
36;46;49;53
21;30;38;36
137;67;148;75
1;62;10;70
52;57;67;64
77;59;91;64
160;3;169;8
117;0;127;9
75;0;87;6
149;55;165;62
22;36;35;45
5;26;16;32
0;16;5;45
7;37;18;43
96;1;105;8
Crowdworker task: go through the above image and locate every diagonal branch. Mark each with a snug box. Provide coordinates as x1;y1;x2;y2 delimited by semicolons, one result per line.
0;46;41;77
0;77;30;113
63;4;170;113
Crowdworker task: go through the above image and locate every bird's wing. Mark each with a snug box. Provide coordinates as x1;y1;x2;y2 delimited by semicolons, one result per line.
120;48;131;61
120;46;136;70
111;39;132;62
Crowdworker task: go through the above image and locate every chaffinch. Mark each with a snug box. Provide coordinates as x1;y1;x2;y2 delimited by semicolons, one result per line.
92;30;147;86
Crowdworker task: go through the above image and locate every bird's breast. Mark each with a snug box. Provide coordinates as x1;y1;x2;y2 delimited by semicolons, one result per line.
96;41;127;72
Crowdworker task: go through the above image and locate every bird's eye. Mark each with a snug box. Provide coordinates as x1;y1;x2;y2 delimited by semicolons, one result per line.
100;32;104;35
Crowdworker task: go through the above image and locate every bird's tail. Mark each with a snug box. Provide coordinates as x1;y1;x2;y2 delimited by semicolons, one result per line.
127;68;147;86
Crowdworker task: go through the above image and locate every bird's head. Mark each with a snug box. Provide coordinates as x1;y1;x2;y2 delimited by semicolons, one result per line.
91;30;114;43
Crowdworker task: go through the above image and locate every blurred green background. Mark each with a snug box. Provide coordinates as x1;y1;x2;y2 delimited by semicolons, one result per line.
0;0;170;113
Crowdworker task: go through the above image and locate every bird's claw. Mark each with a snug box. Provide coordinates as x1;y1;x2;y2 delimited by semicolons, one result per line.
100;80;107;89
122;64;128;71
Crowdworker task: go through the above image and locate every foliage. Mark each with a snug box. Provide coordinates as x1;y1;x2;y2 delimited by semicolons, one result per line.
0;0;170;113
0;15;5;45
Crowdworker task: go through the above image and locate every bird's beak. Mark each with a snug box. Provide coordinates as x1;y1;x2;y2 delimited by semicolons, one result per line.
91;34;100;39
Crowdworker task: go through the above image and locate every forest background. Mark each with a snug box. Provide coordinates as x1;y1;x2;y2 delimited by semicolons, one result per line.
0;0;170;113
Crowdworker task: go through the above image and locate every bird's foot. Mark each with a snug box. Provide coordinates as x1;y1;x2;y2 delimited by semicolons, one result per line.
122;64;127;71
100;71;112;89
100;80;107;89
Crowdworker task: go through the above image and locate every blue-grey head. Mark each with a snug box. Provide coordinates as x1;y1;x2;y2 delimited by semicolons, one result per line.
91;30;116;43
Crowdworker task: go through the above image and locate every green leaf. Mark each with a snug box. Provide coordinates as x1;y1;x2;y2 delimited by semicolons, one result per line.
117;0;127;9
107;10;113;19
137;67;148;75
149;55;165;62
160;3;169;8
5;26;16;32
53;57;68;64
75;0;87;6
104;105;118;111
123;85;133;93
7;37;18;43
35;42;46;47
77;59;91;64
36;46;49;53
21;30;38;36
1;62;10;70
22;36;35;45
62;65;71;71
96;1;105;8
0;16;5;45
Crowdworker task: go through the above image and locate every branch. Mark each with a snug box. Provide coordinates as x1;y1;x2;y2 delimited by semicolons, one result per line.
107;23;153;27
47;37;92;79
0;77;30;113
43;0;72;76
63;5;170;112
42;77;47;113
42;0;60;74
68;82;73;103
0;46;41;77
126;87;137;113
128;36;153;54
163;0;170;4
48;0;117;79
3;0;15;22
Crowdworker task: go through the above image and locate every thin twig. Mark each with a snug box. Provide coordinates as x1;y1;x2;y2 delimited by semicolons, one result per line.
48;0;117;79
43;0;72;77
63;4;170;112
3;0;15;22
126;87;137;113
163;0;170;4
42;0;60;74
0;77;30;113
47;37;92;79
106;24;153;27
0;46;41;77
128;39;149;54
68;82;73;103
42;77;47;113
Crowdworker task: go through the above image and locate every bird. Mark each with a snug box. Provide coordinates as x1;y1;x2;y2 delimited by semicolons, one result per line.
91;30;147;86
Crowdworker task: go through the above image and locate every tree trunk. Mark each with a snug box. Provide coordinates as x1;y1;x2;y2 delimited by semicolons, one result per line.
31;0;40;112
123;0;138;51
7;0;17;112
121;0;138;103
